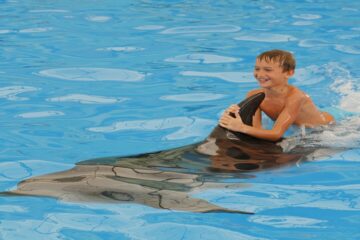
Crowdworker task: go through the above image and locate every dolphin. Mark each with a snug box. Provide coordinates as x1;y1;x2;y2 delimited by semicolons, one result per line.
1;93;322;214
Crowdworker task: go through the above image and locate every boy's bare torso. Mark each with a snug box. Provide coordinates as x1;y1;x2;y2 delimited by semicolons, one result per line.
251;86;333;127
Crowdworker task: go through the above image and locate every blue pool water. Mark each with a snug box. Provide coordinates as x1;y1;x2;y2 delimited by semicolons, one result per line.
1;0;360;239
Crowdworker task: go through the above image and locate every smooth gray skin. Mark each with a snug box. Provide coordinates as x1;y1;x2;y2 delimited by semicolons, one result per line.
3;93;329;214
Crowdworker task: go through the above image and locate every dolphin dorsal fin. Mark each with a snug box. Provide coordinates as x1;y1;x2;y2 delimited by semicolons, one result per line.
237;92;265;126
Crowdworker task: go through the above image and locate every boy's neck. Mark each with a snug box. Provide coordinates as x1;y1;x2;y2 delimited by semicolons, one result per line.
264;84;291;97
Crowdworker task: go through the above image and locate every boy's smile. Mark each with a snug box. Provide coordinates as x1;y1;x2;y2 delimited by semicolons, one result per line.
253;59;293;89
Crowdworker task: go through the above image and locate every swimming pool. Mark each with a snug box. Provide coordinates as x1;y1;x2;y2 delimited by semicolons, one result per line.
1;0;360;239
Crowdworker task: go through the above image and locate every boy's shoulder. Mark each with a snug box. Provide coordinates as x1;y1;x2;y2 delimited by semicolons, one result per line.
288;85;307;98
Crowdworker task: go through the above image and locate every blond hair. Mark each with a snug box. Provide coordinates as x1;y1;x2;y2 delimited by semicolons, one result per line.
257;49;296;72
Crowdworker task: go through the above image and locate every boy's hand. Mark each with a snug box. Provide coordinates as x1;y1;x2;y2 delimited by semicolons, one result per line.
221;104;239;117
219;105;244;131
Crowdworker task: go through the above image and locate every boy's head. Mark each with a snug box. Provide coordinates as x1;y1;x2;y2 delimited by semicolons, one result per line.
256;49;296;73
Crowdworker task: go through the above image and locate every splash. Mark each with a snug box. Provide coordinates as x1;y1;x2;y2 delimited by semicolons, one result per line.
279;117;360;152
328;63;360;113
279;63;360;151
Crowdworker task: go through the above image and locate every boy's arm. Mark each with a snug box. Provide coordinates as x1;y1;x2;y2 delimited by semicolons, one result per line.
219;94;304;141
246;90;263;129
252;107;262;129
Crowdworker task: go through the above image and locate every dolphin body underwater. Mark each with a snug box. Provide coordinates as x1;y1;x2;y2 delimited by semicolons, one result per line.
2;93;328;214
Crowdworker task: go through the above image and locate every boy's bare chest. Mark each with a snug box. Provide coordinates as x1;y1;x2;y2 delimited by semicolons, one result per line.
260;99;286;120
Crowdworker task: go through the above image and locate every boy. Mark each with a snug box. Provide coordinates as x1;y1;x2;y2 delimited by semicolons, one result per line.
219;49;334;142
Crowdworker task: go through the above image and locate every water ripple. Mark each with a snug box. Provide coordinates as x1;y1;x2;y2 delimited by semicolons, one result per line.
197;183;360;213
249;215;327;228
160;93;225;102
17;111;65;118
29;9;69;13
165;53;239;64
292;65;327;86
298;39;330;48
0;160;72;182
292;21;314;26
161;25;241;34
47;94;128;104
0;30;12;34
87;117;216;140
85;16;111;22
0;205;27;213
132;223;268;240
19;27;53;33
38;68;145;82
334;45;360;55
234;33;297;42
96;46;145;52
135;25;165;30
0;86;39;101
292;14;322;20
0;212;268;240
180;71;254;83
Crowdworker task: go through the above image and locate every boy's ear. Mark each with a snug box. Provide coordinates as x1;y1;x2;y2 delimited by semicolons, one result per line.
287;69;295;77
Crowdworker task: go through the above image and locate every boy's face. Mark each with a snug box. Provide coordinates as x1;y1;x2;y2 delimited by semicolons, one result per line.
253;58;294;89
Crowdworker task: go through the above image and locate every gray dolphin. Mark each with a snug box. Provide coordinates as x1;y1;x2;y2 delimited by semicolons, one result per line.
2;93;323;214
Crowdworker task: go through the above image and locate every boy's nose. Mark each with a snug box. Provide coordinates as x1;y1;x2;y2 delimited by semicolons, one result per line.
254;71;264;78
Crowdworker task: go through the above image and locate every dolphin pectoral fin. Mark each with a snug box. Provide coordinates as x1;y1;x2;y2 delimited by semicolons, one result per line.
155;190;253;214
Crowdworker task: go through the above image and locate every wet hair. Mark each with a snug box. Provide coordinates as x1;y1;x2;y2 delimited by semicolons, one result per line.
257;49;296;72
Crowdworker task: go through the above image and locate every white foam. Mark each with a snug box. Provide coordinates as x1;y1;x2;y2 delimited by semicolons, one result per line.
279;116;360;152
17;111;65;118
180;71;254;83
134;25;165;30
0;86;39;101
234;33;297;42
96;46;144;52
87;117;216;140
47;94;128;104
327;63;360;113
292;14;322;20
331;79;360;113
85;16;111;22
165;53;239;64
38;68;145;82
161;25;241;34
160;93;225;102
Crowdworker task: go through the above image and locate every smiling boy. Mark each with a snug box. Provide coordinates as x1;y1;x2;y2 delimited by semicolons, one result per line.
219;49;334;142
